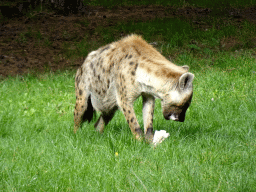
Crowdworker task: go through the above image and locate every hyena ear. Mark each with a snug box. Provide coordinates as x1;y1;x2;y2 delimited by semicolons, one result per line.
182;65;189;71
179;72;194;90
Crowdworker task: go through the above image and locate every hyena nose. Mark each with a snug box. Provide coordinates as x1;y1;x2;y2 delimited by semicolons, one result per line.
169;114;179;121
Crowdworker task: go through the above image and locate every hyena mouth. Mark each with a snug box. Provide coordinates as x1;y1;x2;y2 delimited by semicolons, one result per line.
169;113;179;121
165;113;185;122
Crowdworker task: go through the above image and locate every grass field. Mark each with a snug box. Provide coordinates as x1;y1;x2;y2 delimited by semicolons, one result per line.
1;1;256;191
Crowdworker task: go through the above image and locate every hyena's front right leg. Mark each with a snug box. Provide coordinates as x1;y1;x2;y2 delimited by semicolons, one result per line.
74;88;94;134
142;94;155;143
118;100;143;140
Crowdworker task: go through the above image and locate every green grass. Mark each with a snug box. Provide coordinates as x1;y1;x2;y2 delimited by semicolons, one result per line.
87;17;256;60
1;51;255;191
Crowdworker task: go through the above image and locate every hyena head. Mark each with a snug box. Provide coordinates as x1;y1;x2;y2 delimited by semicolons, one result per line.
162;72;194;122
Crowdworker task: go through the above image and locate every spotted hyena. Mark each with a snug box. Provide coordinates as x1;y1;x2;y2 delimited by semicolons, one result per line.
74;34;194;142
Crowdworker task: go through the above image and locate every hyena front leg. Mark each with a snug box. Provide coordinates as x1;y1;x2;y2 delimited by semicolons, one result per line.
74;88;94;133
142;94;155;143
119;100;143;140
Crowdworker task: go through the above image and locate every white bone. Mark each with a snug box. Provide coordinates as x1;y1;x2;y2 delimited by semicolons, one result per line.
153;130;170;146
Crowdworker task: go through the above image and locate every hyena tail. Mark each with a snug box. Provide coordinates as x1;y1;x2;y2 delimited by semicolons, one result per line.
82;95;95;122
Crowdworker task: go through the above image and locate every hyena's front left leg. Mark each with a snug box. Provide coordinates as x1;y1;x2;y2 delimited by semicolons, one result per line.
142;94;155;143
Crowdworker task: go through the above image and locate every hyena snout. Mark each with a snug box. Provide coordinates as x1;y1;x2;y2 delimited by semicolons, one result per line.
164;110;185;122
163;105;189;122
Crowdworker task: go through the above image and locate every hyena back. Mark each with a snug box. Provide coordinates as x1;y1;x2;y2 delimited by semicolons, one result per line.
74;34;194;143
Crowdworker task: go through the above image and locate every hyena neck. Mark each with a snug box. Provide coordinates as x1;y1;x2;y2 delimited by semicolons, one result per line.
136;67;174;100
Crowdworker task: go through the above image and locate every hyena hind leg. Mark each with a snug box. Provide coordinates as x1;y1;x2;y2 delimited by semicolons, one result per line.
94;108;117;133
82;95;95;122
74;91;95;133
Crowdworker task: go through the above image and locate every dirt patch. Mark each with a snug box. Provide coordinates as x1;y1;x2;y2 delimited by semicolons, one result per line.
0;5;256;77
